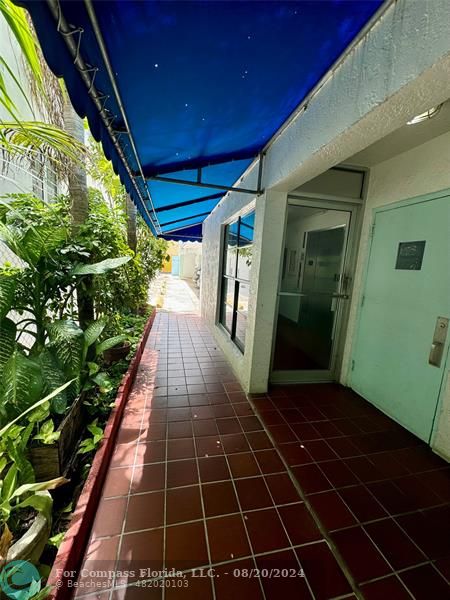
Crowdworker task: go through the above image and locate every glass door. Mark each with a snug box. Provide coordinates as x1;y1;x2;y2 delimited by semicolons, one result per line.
271;202;354;382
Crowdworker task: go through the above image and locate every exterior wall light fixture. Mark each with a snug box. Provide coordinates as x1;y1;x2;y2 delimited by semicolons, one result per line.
407;104;442;125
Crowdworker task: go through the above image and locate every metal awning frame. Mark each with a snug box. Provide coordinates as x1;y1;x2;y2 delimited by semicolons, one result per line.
44;0;265;239
83;0;163;233
42;0;391;238
44;0;162;233
155;192;224;213
146;152;265;196
163;222;204;234
160;211;211;228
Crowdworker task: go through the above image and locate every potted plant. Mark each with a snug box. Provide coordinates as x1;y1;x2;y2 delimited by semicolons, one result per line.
101;339;131;364
97;314;130;364
0;387;70;566
26;318;129;480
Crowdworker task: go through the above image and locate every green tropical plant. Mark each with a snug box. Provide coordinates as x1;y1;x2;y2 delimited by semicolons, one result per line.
86;136;124;205
0;473;64;534
138;218;168;279
33;420;60;445
86;133;138;250
86;131;168;306
0;0;43;92
0;0;85;162
76;188;167;315
0;314;129;422
77;419;103;455
0;195;131;420
0;383;72;563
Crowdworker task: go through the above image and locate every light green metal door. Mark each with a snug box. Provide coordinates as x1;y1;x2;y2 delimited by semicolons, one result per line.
351;192;450;442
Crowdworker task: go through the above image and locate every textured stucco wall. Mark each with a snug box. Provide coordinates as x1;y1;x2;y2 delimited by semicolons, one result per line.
202;189;288;392
244;191;288;392
342;132;450;459
202;0;450;396
201;167;288;391
201;166;260;388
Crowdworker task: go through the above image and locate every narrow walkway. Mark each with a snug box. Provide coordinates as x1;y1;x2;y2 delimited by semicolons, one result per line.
149;274;200;313
75;278;450;600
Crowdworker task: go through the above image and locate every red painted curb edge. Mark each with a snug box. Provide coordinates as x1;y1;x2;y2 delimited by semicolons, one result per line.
47;309;157;599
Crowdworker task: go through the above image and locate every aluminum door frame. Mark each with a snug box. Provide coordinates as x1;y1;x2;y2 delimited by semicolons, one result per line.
270;196;362;383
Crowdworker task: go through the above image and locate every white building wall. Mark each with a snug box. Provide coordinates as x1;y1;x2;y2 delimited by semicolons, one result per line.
342;131;450;379
179;243;202;279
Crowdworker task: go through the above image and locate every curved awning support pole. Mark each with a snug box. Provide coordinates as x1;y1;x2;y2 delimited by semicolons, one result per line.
45;0;161;233
83;0;162;233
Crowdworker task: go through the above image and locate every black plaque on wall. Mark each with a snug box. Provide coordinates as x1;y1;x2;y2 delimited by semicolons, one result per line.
395;241;426;270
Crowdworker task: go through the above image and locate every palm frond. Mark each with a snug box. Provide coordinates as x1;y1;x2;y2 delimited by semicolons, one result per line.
0;0;43;91
0;59;20;119
0;1;85;164
0;120;85;163
0;56;33;117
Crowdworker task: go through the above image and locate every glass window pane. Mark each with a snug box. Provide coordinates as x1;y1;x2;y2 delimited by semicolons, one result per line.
237;247;253;280
239;212;255;246
223;221;238;276
237;211;254;280
235;282;250;349
220;277;234;333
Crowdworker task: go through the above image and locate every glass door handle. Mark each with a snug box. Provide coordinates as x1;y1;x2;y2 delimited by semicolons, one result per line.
278;292;307;297
278;292;349;299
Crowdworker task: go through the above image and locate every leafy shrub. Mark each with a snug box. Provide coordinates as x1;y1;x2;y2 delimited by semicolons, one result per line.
0;194;130;421
76;189;167;314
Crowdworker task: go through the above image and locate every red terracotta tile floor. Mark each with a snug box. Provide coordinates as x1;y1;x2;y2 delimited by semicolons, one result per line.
74;311;450;600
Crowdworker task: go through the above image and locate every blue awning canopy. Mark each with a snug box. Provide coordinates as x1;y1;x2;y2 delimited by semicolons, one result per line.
15;0;384;240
